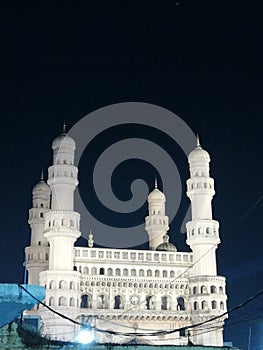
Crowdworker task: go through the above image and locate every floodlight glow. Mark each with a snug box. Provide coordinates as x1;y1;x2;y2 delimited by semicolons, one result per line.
77;328;95;344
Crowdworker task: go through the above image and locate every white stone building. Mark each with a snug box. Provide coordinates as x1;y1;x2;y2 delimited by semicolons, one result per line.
25;130;227;346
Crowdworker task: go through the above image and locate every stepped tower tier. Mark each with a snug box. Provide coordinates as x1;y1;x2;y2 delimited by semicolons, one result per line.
25;173;51;285
145;179;169;250
39;128;81;340
186;136;227;346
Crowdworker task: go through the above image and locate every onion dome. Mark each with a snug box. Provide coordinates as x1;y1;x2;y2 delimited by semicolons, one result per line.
156;234;177;252
32;171;50;194
188;135;210;163
52;121;76;151
147;179;166;202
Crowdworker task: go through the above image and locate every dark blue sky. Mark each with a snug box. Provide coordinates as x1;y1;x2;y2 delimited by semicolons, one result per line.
0;1;262;349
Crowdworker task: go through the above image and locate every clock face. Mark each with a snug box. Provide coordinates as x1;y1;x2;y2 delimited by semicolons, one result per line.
130;295;139;305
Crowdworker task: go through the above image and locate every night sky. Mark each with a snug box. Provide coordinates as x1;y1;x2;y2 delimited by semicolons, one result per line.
0;1;262;349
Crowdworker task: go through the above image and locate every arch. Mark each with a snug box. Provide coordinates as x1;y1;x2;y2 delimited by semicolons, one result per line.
62;218;67;226
59;280;66;289
193;301;198;310
49;297;55;306
193;286;197;295
161;296;168;310
146;296;152;310
170;270;175;278
177;297;185;311
70;219;74;227
206;227;211;234
219;286;224;294
108;268;113;276
80;294;92;308
201;285;207;294
155;270;160;277
220;301;224;310
83;267;89;274
70;298;75;307
212;300;217;309
115;268;121;276
59;296;66;306
114;295;123;309
163;270;168;278
202;300;208;310
139;269;144;277
191;228;194;235
91;267;97;275
97;294;108;309
131;269;136;277
211;285;217;293
69;281;75;290
99;267;105;275
147;269;152;277
123;268;128;276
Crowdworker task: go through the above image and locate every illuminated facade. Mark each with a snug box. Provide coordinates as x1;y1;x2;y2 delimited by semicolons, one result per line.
25;131;227;346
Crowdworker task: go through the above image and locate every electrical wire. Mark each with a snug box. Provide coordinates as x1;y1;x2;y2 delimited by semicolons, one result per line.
18;283;263;337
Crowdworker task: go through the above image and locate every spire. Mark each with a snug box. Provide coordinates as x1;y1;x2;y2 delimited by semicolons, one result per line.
63;120;67;134
196;134;201;148
154;177;158;189
40;169;44;181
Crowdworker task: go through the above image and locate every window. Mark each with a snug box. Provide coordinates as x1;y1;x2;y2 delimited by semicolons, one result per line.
49;297;55;306
147;270;152;277
59;297;66;306
161;296;168;310
170;271;175;278
177;297;185;311
115;268;121;276
193;286;197;295
146;296;152;310
99;267;105;275
193;301;198;310
163;270;168;278
155;270;160;277
69;281;75;290
202;300;208;310
80;294;92;308
212;300;217;309
107;268;113;276
70;298;75;307
201;285;207;294
139;269;144;277
123;268;128;276
131;269;136;277
211;285;217;293
114;295;122;309
59;280;66;289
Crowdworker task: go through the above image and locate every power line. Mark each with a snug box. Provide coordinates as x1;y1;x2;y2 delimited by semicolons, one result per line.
18;283;263;337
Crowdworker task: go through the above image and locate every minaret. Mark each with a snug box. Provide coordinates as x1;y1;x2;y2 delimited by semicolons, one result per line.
186;137;227;346
186;136;219;275
39;126;81;341
25;172;51;285
145;179;169;250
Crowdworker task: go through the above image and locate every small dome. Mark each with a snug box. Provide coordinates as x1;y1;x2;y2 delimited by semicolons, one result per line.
33;180;50;193
52;133;76;151
148;188;165;202
156;235;177;252
188;145;210;163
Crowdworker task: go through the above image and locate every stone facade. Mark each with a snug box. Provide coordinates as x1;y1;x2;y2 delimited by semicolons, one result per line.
24;131;227;346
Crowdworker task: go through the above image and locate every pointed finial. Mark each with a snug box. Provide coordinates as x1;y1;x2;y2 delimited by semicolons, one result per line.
196;134;200;148
154;177;158;189
88;229;94;248
63;120;67;134
40;169;44;181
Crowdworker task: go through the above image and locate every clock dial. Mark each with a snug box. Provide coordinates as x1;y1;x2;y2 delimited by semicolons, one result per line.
130;295;139;304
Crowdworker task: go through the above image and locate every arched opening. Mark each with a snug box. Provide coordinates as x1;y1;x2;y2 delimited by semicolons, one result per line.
163;270;168;278
99;267;105;275
212;300;217;309
97;295;108;309
161;296;168;310
59;280;66;289
115;268;121;276
193;286;197;295
70;298;75;307
170;270;175;278
147;269;152;277
114;295;123;309
91;267;97;275
108;268;113;276
220;301;224;310
219;286;224;294
211;285;217;293
131;269;136;276
201;285;207;294
193;301;198;310
146;296;152;310
69;281;75;290
49;297;55;306
177;297;185;311
155;270;160;277
202;300;208;310
123;268;128;276
80;294;92;308
59;297;66;306
139;269;144;277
